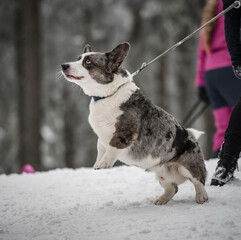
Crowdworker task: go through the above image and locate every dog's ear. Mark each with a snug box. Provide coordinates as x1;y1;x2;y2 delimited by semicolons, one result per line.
105;42;130;73
83;44;92;53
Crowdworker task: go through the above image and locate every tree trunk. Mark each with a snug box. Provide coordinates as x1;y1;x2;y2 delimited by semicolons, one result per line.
62;87;75;169
15;0;42;170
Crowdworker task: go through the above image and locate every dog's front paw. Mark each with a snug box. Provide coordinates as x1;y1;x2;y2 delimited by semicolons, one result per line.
93;160;114;170
154;197;169;205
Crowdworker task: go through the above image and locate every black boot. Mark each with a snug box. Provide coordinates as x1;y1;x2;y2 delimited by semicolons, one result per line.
210;153;238;186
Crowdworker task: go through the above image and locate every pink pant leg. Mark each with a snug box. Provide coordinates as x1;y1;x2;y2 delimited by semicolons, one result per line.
212;106;232;151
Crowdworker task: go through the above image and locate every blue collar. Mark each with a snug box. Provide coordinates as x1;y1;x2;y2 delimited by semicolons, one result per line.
92;96;106;101
91;82;129;102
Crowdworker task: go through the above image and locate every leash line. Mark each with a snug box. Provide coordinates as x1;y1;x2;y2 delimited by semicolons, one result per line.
184;102;209;127
132;0;241;77
182;100;201;126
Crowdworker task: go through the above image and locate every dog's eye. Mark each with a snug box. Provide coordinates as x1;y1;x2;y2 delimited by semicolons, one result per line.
85;59;92;65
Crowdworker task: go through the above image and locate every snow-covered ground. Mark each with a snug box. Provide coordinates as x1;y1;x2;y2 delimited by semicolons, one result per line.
1;159;241;240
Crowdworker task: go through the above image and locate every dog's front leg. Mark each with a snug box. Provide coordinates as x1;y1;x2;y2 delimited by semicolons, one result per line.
94;139;106;165
93;145;119;170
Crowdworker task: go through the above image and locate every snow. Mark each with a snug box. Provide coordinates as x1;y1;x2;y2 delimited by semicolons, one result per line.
1;159;241;240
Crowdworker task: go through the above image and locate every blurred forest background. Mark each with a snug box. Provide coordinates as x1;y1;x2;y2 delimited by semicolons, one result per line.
0;0;215;174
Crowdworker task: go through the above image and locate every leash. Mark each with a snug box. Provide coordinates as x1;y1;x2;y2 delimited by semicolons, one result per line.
131;0;241;77
183;100;209;127
182;100;201;126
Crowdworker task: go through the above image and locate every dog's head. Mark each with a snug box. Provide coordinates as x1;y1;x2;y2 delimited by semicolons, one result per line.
61;42;132;97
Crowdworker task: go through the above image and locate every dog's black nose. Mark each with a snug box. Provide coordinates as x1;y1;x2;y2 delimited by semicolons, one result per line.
61;64;69;71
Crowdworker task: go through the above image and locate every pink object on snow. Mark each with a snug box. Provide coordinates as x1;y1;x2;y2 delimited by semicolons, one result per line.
21;164;35;174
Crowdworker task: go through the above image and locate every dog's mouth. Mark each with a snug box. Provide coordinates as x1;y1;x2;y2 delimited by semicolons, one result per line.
65;74;84;80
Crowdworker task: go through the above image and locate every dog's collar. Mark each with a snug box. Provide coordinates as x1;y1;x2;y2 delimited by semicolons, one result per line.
92;96;106;101
91;82;129;102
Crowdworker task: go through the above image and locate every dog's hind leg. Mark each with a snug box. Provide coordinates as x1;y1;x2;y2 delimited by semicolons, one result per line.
178;166;208;204
154;182;178;205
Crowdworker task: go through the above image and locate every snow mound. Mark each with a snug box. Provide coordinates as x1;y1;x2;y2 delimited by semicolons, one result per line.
1;159;241;240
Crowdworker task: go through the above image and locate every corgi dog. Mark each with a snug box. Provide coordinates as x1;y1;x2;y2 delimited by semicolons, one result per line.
61;42;208;205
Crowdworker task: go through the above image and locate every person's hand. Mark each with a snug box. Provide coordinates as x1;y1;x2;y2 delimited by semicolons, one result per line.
198;87;209;104
233;65;241;79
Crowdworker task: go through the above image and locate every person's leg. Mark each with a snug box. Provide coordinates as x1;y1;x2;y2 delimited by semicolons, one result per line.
208;66;241;158
205;69;231;157
213;106;232;155
222;96;241;157
210;66;241;158
211;96;241;186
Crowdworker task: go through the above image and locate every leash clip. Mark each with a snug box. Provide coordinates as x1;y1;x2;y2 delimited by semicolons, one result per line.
234;0;241;9
141;62;147;68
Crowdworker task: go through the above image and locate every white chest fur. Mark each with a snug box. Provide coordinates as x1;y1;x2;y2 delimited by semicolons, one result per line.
88;82;138;145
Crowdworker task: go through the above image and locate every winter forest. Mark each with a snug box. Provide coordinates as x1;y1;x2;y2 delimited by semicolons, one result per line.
0;0;216;174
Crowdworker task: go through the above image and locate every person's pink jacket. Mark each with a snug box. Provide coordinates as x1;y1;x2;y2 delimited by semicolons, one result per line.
195;0;232;87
